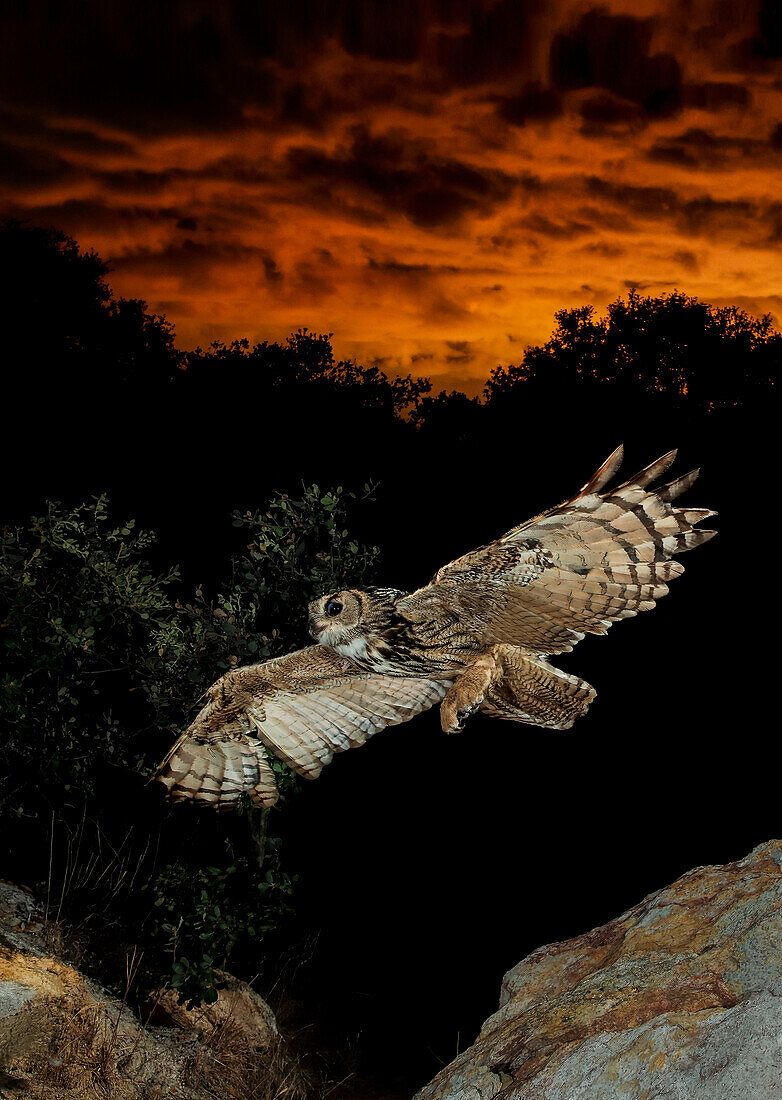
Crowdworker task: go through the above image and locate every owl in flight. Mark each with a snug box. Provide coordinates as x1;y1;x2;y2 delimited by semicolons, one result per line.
156;446;715;810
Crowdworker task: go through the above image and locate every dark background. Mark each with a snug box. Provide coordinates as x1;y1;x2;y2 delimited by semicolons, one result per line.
275;422;773;1090
1;222;776;1095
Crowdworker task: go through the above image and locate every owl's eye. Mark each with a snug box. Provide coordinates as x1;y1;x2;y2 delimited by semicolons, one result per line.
325;599;343;617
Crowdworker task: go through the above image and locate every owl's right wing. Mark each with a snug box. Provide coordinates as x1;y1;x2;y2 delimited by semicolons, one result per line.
155;646;449;811
404;446;716;656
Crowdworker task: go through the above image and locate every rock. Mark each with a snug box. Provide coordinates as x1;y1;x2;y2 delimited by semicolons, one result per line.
151;969;278;1047
1;923;200;1097
416;840;782;1100
0;880;48;954
0;881;297;1099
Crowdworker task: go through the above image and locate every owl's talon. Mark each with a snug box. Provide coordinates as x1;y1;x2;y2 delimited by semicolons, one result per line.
442;696;482;733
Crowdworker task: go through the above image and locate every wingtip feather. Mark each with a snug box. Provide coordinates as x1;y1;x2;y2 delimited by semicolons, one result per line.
616;448;678;491
578;444;624;497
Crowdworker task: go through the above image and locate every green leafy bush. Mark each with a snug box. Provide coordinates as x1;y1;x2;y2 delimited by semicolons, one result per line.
0;484;379;1001
147;842;296;1005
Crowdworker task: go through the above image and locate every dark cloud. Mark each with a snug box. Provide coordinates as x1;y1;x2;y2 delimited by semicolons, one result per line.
0;139;80;188
758;202;782;243
368;258;431;276
287;125;516;228
434;0;547;85
551;9;682;117
95;156;280;198
494;82;562;126
340;0;425;62
101;169;180;195
646;142;701;167
478;233;517;253
201;157;276;186
586;177;679;219
580;241;626;258
0;0;765;163
518;213;593;239
579;92;644;129
586;174;764;241
3;199;201;237
574;204;636;233
0;3;266;134
294;259;335;297
0;109;133;155
733;0;782;66
673;249;699;272
261;252;283;284
623;278;676;290
679;196;756;236
683;81;750;110
0;0;548;136
112;238;278;289
755;0;782;57
647;126;770;169
367;258;462;277
424;294;471;322
444;339;476;363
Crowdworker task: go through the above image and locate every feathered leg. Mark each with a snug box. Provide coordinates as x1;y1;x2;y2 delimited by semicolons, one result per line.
482;646;596;730
440;650;501;733
440;644;596;733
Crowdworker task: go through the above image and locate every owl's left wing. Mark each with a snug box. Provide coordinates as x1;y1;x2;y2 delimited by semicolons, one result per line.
403;446;716;656
155;646;449;811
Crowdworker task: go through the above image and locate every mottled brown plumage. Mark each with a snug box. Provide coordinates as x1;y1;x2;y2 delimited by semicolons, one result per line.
155;646;450;810
156;446;715;807
308;444;715;730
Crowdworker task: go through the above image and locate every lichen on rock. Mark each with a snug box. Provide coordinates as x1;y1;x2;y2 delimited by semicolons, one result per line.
0;881;306;1099
416;840;782;1100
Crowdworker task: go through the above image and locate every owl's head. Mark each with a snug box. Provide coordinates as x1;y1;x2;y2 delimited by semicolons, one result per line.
307;587;404;657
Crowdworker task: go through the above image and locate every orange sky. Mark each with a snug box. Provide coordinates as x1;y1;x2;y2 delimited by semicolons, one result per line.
2;0;781;393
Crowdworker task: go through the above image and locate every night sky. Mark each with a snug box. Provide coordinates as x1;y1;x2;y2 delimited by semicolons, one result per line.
2;0;781;391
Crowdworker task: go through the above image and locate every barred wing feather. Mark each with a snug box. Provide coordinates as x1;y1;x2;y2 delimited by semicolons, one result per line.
155;646;449;811
416;446;716;655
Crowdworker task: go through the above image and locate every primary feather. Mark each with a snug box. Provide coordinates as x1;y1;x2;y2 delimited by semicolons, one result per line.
155;646;450;809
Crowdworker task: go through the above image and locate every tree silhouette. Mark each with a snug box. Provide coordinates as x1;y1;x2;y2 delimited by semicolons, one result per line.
486;289;779;410
2;219;179;390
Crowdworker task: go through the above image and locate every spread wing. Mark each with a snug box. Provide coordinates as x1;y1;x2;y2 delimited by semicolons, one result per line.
405;446;716;656
155;646;450;811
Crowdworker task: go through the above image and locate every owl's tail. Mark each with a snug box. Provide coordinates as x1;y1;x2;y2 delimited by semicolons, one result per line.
480;645;596;730
154;730;279;811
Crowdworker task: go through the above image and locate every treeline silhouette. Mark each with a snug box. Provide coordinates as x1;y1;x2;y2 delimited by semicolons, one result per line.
2;217;778;578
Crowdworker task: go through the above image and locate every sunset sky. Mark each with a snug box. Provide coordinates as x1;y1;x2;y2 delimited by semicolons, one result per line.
2;0;781;392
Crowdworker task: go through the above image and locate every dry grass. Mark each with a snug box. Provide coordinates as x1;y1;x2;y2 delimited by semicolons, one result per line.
22;947;148;1099
35;999;125;1096
184;1016;313;1100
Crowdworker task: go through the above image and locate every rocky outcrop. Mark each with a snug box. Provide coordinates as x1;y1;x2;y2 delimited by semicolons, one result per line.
416;840;782;1100
0;881;301;1099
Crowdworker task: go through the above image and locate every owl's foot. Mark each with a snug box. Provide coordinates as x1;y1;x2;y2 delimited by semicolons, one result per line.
440;650;500;734
441;695;484;733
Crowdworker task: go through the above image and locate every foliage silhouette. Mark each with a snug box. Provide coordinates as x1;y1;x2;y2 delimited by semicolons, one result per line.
485;289;779;409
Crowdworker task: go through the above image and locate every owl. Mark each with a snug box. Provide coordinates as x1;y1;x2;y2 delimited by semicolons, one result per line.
156;446;715;809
